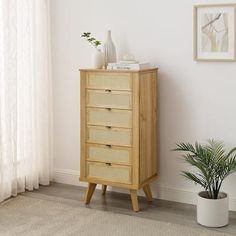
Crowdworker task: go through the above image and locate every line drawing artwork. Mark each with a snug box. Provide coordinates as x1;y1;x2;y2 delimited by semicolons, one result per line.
201;12;229;52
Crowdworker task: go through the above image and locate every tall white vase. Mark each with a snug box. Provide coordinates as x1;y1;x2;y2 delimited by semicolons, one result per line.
91;49;104;69
103;30;117;67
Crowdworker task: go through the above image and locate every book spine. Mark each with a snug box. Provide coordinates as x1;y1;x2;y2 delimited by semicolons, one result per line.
107;65;140;70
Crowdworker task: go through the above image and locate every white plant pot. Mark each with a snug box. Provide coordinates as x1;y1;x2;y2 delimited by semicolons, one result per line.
91;49;104;69
197;191;229;227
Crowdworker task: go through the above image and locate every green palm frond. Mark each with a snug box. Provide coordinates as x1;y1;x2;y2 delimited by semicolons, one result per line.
181;171;207;188
174;139;236;199
226;147;236;158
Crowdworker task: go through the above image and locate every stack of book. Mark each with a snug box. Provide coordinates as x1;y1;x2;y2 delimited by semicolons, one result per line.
107;61;150;70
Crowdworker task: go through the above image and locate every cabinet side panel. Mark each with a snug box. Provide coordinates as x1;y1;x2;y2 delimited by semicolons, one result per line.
132;73;140;187
80;71;87;179
139;70;158;184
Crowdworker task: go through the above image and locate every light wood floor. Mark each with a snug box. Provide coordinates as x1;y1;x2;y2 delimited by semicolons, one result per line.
26;182;236;235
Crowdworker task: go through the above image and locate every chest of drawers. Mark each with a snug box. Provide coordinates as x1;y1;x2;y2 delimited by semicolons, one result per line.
80;68;158;211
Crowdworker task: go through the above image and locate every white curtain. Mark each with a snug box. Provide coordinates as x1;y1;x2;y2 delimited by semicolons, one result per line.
0;0;52;202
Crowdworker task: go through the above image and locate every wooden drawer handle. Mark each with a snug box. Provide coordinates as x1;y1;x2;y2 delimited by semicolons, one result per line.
106;144;112;148
105;89;111;92
105;163;112;166
106;126;111;129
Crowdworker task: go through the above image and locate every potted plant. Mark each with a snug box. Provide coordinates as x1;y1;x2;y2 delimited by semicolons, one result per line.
173;139;236;227
81;32;104;69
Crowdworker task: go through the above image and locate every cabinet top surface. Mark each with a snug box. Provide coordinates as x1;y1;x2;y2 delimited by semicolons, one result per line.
79;67;158;73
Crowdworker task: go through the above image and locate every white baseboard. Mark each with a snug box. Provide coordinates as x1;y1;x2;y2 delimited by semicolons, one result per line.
53;168;236;211
53;168;86;187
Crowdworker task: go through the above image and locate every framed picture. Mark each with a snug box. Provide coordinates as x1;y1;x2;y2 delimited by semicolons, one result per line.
194;4;236;61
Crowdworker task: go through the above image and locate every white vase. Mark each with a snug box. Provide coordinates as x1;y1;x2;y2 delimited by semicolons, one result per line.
103;30;117;67
91;49;104;69
197;191;229;227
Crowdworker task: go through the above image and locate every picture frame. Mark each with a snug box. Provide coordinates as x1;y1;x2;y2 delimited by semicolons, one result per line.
193;4;236;61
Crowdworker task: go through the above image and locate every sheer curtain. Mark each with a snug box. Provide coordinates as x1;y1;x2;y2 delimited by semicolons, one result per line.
0;0;52;202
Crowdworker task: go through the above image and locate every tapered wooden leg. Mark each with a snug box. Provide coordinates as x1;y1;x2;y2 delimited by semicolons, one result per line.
102;185;107;195
85;183;97;205
130;190;139;212
143;184;153;202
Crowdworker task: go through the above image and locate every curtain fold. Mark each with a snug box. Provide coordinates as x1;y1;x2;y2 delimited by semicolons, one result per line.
0;0;52;202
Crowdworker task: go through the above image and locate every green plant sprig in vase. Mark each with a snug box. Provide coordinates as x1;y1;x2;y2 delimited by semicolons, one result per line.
81;32;104;69
81;32;102;49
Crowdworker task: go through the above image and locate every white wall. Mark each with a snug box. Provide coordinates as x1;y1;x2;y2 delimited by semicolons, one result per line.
51;0;236;209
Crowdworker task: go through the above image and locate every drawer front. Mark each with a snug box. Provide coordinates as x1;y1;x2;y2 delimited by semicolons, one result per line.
87;126;131;146
87;90;132;109
87;108;132;128
87;72;131;90
87;144;131;164
87;162;131;184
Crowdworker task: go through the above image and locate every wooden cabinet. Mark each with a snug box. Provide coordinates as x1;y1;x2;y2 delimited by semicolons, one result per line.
80;68;158;211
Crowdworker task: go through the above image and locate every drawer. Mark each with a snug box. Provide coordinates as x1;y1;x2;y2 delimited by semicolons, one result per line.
87;72;131;91
87;90;132;109
87;126;132;146
87;108;132;128
87;144;131;164
87;162;131;184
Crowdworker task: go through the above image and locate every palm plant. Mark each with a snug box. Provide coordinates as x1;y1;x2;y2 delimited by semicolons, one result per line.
173;140;236;199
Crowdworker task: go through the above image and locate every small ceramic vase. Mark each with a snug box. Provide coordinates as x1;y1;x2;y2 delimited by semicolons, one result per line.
91;48;104;69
